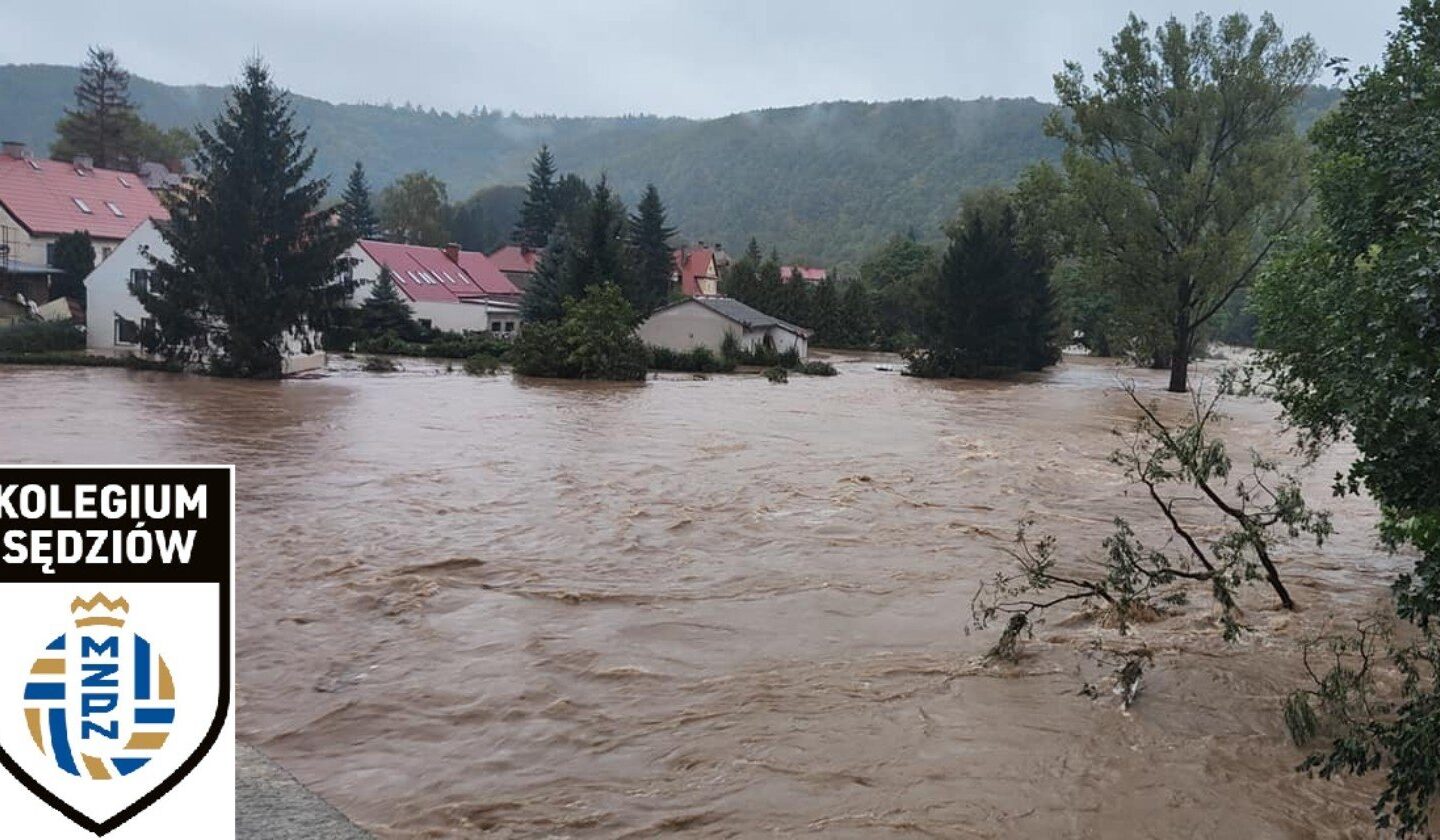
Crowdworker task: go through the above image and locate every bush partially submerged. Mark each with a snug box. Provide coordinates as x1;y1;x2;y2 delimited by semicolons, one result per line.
463;353;501;376
648;345;735;373
800;360;838;376
511;284;647;381
361;355;397;372
0;321;85;353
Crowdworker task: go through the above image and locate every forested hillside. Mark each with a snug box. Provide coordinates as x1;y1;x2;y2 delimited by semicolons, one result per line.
0;64;1340;266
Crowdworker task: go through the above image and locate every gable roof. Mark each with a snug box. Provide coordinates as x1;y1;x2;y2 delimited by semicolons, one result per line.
453;250;521;296
0;155;168;241
487;244;540;275
654;295;811;337
356;240;512;304
673;247;717;296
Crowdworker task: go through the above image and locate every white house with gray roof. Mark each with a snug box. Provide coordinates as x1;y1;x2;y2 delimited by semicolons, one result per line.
638;296;810;359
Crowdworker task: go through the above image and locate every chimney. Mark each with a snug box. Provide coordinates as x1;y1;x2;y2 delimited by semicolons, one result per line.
3;141;27;160
442;242;461;263
72;154;93;172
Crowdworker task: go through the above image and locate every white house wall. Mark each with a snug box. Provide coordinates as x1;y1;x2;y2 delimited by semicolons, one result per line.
84;220;325;374
638;300;808;359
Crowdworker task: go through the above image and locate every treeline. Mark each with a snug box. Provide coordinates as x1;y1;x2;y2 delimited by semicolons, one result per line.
46;47;197;172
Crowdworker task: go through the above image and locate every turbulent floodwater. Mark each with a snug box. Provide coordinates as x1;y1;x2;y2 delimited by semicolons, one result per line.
1;355;1405;838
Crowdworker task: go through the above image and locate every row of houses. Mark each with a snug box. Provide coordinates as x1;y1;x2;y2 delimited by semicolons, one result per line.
2;136;817;368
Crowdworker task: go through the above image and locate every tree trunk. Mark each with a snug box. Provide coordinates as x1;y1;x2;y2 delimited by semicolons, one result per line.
1168;336;1190;392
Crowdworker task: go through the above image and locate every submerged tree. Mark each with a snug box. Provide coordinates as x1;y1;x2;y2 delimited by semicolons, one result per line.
134;59;354;378
339;161;380;240
1050;12;1321;391
906;189;1058;378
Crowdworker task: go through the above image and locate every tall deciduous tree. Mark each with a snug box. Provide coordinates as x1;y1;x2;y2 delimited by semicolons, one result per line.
379;171;450;246
339;161;379;240
134;59;354;378
625;184;677;313
514;145;558;248
1051;12;1321;391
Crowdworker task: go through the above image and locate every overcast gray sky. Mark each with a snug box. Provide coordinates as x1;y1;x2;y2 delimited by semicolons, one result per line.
3;1;1400;118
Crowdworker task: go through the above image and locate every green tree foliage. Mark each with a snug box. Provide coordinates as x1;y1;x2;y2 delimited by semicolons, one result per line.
860;232;938;347
51;47;195;172
448;184;525;252
379;171;449;245
569;175;629;299
358;267;418;340
514;145;558;248
1050;12;1321;391
553;173;593;235
905;190;1058;378
47;230;94;303
1252;5;1440;831
339;161;379;239
511;282;646;380
625;184;677;314
520;223;576;325
134;59;354;378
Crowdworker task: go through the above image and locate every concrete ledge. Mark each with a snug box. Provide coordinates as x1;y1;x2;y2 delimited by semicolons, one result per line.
237;743;371;839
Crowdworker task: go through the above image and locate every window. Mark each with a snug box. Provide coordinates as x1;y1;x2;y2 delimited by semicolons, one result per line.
417;319;432;330
504;321;515;332
45;243;57;267
130;269;153;293
105;201;124;217
117;175;132;188
490;322;502;332
114;316;140;346
72;197;93;214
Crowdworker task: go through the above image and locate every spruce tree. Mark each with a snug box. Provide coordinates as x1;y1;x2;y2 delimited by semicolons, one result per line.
809;274;841;346
48;231;95;304
51;47;137;170
839;280;875;348
625;184;677;313
521;223;577;324
514;145;558;248
568;175;629;296
339;161;379;239
359;267;417;339
134;59;354;378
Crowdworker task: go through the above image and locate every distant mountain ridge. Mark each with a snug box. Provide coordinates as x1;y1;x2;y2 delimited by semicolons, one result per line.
0;64;1342;266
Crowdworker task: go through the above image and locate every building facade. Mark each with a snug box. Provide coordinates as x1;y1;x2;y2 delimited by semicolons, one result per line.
347;240;522;336
639;296;810;359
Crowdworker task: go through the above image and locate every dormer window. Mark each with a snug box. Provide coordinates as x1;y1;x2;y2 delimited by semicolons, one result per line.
72;197;93;214
105;201;124;217
118;175;132;188
26;159;40;172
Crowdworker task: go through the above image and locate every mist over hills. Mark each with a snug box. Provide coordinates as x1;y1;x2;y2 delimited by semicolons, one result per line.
0;64;1341;266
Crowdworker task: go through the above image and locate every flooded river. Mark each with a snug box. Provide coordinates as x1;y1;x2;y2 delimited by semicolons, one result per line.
1;355;1402;837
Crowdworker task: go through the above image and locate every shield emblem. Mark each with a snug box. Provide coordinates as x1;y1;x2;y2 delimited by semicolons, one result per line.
0;466;233;836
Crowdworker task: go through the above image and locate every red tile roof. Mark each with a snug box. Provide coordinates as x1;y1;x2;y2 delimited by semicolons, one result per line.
673;247;717;296
487;244;540;275
780;265;828;283
0;155;168;241
357;240;514;303
454;250;520;297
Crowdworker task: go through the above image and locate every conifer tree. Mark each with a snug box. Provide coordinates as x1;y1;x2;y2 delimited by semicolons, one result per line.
134;59;354;378
359;267;417;338
625;184;677;313
339;161;379;239
48;231;95;304
809;274;841;346
521;223;577;324
839;280;875;348
514;145;558;248
52;47;137;170
568;175;629;296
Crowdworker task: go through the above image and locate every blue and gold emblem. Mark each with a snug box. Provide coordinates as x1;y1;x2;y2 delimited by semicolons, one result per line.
22;595;177;781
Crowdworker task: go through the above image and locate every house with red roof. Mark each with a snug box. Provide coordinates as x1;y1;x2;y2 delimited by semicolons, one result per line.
780;265;829;284
347;240;522;335
486;244;541;290
0;141;168;296
673;246;720;296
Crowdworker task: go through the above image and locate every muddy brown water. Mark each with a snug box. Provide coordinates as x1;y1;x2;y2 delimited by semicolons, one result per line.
1;354;1405;838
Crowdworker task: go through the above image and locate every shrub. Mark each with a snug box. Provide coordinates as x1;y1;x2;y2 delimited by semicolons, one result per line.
463;353;501;375
0;321;85;353
647;345;735;373
800;360;838;376
352;331;511;360
361;355;397;372
512;284;647;381
764;366;789;383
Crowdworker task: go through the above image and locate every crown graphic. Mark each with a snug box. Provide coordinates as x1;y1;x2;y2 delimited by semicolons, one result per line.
71;594;130;628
